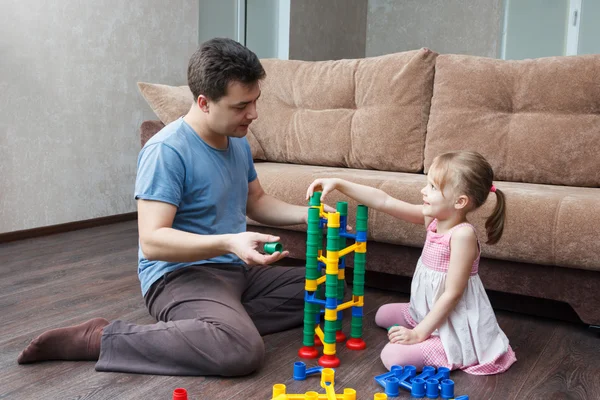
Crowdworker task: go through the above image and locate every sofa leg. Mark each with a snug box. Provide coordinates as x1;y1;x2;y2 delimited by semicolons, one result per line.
588;325;600;334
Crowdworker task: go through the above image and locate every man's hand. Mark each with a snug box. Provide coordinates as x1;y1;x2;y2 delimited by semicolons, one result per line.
388;326;425;345
229;232;289;265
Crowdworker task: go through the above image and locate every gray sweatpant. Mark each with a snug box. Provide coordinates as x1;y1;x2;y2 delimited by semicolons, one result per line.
95;263;305;376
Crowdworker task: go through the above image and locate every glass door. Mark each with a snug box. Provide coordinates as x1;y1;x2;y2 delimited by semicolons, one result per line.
198;0;290;59
501;0;599;59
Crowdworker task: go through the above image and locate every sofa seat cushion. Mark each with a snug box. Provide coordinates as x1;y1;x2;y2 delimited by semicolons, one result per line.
253;162;600;272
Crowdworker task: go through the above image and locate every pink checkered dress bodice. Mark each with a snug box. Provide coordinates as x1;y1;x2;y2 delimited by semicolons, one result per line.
421;219;480;275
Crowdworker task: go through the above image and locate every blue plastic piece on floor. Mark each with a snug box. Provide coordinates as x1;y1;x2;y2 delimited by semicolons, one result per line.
431;367;450;381
410;378;426;398
415;366;435;381
375;365;461;399
426;378;440;398
293;361;324;381
384;377;399;397
440;379;455;399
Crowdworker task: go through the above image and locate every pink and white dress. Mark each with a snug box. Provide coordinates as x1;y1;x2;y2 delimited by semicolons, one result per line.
405;219;516;374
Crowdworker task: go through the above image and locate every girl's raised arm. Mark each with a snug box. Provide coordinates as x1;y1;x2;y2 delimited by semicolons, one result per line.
307;178;425;225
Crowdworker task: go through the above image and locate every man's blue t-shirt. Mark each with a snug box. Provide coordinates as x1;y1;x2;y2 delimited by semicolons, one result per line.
134;118;257;295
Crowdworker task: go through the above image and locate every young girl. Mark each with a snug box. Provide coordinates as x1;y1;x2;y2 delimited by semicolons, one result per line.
306;151;516;375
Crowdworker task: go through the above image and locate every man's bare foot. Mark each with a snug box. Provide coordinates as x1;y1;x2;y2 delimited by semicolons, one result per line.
17;318;109;364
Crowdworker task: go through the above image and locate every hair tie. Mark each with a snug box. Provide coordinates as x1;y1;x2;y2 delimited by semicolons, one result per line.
490;185;497;193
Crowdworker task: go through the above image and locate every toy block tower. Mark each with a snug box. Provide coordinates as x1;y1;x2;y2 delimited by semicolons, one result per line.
298;191;368;367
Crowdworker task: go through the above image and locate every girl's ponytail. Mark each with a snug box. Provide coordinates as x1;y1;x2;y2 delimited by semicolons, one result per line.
485;188;506;245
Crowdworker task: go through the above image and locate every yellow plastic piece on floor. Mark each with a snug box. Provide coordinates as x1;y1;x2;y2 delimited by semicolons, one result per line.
271;367;377;400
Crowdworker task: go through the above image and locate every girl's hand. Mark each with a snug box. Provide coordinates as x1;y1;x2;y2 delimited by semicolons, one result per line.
306;178;340;202
305;178;352;230
388;326;424;345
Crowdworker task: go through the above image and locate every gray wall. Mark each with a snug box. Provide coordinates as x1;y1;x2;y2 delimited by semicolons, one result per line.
366;0;504;58
289;0;368;61
0;0;198;234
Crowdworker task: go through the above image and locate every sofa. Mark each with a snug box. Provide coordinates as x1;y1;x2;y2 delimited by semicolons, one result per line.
137;48;600;328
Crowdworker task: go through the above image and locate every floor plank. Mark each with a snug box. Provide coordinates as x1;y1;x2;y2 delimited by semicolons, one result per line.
447;312;557;399
514;322;600;399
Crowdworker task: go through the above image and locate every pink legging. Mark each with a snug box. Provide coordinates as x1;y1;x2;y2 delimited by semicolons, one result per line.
375;303;449;371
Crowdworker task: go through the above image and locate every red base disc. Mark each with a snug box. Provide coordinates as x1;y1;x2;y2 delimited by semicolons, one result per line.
314;335;323;346
335;331;347;343
298;346;319;359
346;338;367;351
318;354;341;368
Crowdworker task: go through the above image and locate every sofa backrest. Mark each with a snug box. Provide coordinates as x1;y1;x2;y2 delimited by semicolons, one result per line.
424;54;600;188
248;48;437;173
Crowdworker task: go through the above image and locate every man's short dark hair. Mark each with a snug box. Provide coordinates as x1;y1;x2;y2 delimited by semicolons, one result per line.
188;38;266;102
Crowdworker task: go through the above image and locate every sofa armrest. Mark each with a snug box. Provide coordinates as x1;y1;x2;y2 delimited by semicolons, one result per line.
140;120;165;148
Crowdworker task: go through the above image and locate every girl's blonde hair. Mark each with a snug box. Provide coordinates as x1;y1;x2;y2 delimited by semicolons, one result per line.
429;151;506;245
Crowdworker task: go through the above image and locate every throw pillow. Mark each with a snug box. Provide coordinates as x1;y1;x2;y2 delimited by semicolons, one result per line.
137;82;193;125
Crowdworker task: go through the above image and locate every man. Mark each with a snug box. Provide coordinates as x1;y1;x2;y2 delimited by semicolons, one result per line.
17;38;311;376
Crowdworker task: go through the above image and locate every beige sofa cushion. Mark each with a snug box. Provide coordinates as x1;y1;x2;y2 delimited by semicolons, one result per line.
424;54;600;187
251;49;437;172
137;82;193;125
253;163;600;272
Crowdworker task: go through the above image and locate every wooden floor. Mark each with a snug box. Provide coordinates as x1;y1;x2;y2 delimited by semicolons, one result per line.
1;221;598;400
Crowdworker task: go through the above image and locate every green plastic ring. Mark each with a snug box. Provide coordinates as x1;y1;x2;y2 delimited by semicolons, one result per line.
264;242;283;254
